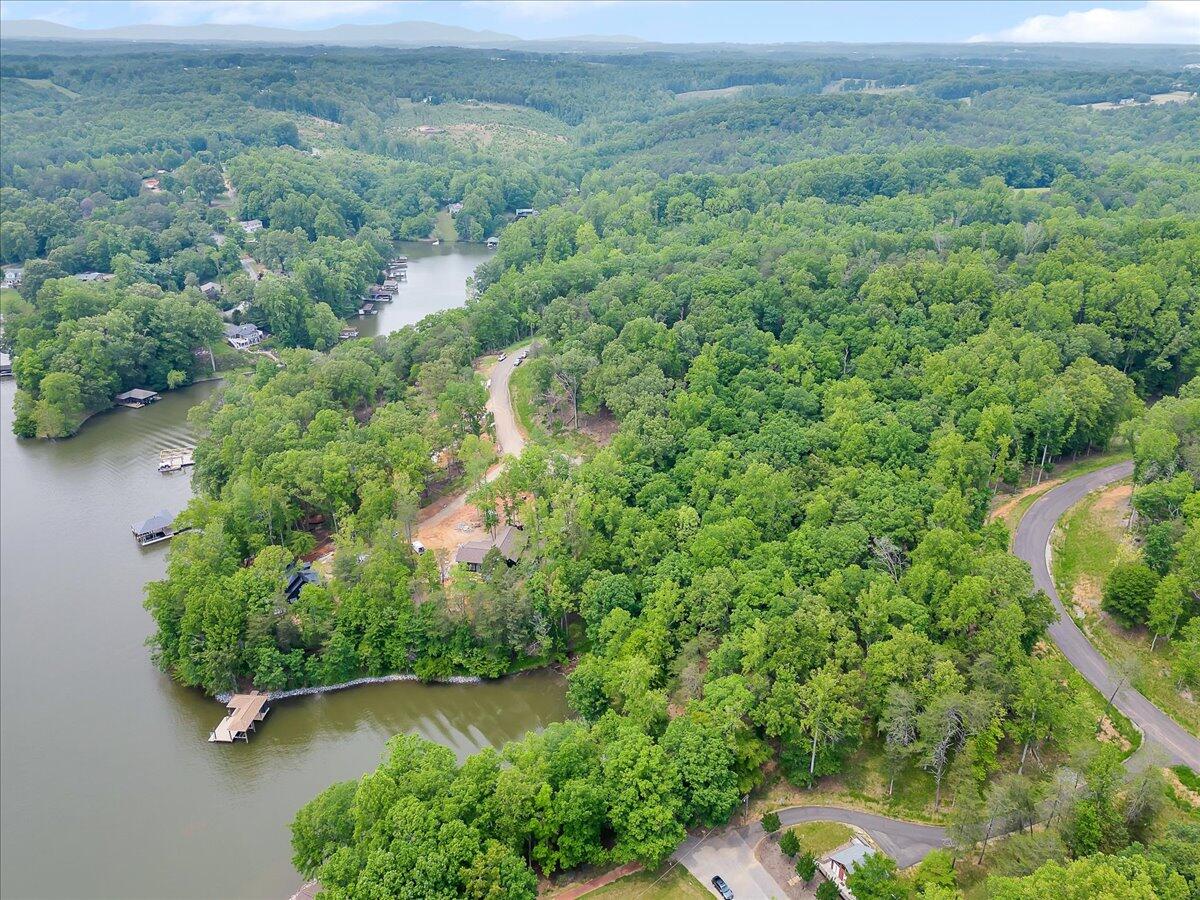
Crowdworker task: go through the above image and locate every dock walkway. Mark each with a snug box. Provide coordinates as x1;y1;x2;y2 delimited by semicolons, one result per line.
209;692;271;743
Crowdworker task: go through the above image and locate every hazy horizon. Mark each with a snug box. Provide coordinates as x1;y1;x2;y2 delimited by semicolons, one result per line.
1;1;1197;45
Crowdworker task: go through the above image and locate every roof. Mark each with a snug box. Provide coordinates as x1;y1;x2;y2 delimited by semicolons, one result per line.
132;509;173;535
198;281;221;292
828;839;873;872
455;539;493;566
116;388;160;401
223;323;261;339
284;562;319;599
212;692;270;741
455;525;523;566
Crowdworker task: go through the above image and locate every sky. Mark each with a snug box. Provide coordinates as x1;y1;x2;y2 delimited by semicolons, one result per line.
0;0;1197;44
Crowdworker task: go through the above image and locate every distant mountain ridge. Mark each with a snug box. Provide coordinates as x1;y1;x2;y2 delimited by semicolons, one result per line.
0;18;648;49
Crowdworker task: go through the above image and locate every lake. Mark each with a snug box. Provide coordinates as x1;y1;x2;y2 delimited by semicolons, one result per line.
353;240;493;337
0;244;570;900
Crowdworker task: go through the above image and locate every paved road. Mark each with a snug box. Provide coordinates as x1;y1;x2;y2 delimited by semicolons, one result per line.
773;807;948;868
675;826;790;899
674;805;949;898
1013;460;1200;771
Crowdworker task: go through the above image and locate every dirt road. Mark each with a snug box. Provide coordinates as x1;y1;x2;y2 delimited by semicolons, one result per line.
416;345;530;541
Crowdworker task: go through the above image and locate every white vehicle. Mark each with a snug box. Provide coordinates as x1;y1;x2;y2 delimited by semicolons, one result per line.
513;356;522;367
485;378;492;389
411;540;426;555
498;352;507;361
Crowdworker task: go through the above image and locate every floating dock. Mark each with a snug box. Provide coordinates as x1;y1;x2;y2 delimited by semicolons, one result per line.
158;448;194;472
209;692;271;743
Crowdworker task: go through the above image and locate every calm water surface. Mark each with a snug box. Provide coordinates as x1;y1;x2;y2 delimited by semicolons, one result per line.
353;240;492;337
0;245;569;900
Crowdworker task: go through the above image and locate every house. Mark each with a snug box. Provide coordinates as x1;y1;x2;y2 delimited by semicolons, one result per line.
142;177;161;192
115;388;161;407
283;562;319;603
3;267;23;287
75;271;114;283
239;219;264;234
514;208;538;219
454;525;524;573
820;838;873;896
416;125;445;135
486;236;499;249
223;322;264;349
132;509;176;546
448;201;464;215
198;281;222;300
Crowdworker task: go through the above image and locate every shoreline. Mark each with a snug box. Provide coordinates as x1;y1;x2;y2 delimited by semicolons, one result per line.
214;671;486;704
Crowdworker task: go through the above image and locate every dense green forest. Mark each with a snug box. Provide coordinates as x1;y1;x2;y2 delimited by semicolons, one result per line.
3;39;1198;899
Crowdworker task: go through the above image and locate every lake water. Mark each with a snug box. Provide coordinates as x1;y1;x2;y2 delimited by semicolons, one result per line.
353;240;493;338
0;244;570;900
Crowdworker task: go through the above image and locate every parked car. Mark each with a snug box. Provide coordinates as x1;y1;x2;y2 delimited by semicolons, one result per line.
711;875;734;899
513;356;522;366
411;540;426;555
498;353;507;361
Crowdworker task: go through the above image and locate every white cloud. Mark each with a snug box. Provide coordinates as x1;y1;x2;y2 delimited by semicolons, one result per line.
132;1;405;27
969;0;1200;43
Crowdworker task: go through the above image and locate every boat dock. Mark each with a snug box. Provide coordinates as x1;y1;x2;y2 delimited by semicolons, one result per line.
115;388;161;408
132;509;177;546
158;448;194;472
209;692;271;743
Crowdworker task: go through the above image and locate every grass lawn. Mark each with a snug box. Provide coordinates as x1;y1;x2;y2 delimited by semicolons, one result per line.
787;821;854;856
1053;484;1200;736
433;210;458;243
586;865;710;899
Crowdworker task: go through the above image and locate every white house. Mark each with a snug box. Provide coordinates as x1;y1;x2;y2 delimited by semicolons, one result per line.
238;219;264;234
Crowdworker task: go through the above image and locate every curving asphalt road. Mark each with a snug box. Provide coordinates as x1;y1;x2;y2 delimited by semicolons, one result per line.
1013;460;1200;771
674;805;949;898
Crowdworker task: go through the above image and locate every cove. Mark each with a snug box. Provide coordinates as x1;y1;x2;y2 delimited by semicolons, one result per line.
0;244;569;900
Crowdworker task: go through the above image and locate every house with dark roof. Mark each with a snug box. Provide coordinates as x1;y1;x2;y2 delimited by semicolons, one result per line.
454;525;524;572
283;562;320;603
224;322;264;349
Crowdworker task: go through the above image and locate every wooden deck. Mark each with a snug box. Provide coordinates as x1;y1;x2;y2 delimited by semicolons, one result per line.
209;692;270;743
158;448;194;472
